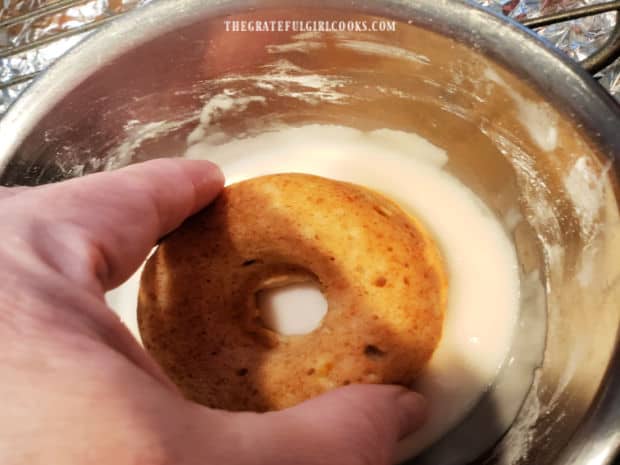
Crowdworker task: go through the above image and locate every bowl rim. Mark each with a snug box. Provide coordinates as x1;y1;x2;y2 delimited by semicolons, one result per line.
0;0;619;173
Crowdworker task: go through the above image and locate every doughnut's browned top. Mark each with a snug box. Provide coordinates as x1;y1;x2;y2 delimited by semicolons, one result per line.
138;173;447;412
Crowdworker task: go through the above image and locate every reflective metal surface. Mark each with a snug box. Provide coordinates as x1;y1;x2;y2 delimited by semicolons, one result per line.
2;0;620;115
0;1;618;464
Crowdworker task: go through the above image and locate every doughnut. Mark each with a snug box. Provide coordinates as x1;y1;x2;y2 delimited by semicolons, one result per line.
138;173;447;412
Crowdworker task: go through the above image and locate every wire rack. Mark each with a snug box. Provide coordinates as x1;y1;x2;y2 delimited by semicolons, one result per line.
0;0;149;115
1;0;619;117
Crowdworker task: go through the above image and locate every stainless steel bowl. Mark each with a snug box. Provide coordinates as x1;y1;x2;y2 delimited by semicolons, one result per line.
0;1;618;464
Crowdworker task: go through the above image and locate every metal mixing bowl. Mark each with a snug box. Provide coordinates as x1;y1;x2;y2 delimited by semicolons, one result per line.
0;1;618;464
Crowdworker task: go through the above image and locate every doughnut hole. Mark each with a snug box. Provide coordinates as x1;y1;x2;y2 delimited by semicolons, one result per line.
256;277;328;335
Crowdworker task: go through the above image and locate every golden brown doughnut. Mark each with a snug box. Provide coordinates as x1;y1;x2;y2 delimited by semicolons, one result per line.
138;173;447;412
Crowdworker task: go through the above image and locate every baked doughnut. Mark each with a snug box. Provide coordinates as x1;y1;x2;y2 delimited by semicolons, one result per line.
138;173;447;412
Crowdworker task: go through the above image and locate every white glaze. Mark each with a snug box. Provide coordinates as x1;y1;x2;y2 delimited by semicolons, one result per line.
257;282;328;335
106;124;521;461
188;124;520;457
212;59;350;105
335;39;430;65
484;68;558;152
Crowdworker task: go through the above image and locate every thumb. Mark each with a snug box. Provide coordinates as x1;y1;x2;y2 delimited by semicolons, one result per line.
239;385;427;465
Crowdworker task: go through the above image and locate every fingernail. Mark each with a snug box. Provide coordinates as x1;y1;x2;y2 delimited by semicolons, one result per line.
200;160;225;185
395;390;428;438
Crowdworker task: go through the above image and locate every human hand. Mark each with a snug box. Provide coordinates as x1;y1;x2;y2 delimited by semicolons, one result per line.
0;159;426;465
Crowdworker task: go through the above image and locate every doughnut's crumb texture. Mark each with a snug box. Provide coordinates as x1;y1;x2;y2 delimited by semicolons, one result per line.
138;173;447;412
